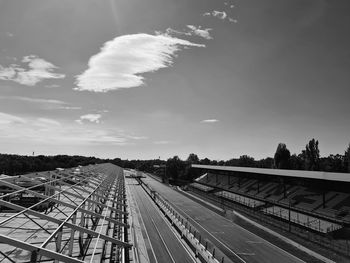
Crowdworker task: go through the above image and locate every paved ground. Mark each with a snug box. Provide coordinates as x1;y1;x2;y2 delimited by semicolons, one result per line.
126;178;195;263
141;174;306;263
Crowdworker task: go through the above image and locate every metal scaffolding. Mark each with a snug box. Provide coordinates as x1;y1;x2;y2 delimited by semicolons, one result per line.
0;163;131;263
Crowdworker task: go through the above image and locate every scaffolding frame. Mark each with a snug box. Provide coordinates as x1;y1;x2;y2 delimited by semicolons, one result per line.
0;163;131;263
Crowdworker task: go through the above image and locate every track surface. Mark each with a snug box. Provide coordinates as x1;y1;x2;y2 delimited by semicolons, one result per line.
141;174;306;263
127;178;195;263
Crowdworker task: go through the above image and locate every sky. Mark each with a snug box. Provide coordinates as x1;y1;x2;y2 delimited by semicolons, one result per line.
0;0;349;160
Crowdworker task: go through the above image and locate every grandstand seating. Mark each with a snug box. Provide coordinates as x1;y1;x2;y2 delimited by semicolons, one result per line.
192;171;350;227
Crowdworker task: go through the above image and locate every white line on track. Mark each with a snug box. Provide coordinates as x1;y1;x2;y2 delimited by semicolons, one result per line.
178;187;307;263
168;201;247;263
129;184;159;263
141;184;199;263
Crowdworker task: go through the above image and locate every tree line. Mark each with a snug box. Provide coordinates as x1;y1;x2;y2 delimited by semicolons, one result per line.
113;139;350;184
1;139;349;183
0;154;104;176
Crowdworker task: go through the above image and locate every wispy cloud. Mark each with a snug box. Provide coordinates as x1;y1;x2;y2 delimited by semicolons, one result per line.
45;84;60;88
0;112;144;146
203;10;237;23
163;26;213;40
0;96;81;110
186;25;212;40
163;28;192;37
212;10;227;20
228;18;238;23
153;140;173;145
75;33;204;92
0;112;26;125
0;55;65;86
201;119;219;123
76;114;102;124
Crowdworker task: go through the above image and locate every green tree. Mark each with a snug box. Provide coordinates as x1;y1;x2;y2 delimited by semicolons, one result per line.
274;143;291;169
305;138;320;171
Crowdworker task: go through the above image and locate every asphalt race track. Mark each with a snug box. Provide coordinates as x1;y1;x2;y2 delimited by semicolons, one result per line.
127;178;196;263
141;174;306;263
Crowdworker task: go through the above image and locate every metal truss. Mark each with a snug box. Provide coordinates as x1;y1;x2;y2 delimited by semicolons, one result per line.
0;163;131;263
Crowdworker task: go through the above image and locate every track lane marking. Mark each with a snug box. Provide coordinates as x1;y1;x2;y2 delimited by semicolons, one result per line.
142;186;199;263
135;186;176;263
128;183;159;263
165;197;247;263
160;180;307;263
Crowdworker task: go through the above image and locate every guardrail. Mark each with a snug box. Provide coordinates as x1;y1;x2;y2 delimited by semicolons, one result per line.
140;180;235;263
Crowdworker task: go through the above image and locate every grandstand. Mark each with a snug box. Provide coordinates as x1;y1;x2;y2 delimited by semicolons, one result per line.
189;164;350;236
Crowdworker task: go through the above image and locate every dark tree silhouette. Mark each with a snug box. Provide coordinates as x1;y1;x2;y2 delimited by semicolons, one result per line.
238;155;255;167
186;153;199;164
305;138;320;171
274;143;291;169
345;144;350;173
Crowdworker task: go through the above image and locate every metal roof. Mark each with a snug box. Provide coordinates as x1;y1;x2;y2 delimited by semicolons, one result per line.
191;164;350;183
0;163;131;263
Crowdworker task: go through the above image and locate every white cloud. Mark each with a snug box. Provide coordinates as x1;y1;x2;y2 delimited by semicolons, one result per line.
212;10;227;20
154;140;173;145
76;114;102;124
0;55;65;86
45;84;60;88
75;33;204;92
162;26;213;40
186;25;213;40
203;10;237;23
0;96;81;110
61;106;82;110
0;113;144;146
164;28;191;36
200;119;219;123
0;112;26;125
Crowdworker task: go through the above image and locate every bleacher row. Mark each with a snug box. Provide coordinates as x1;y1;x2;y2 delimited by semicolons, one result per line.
190;173;346;233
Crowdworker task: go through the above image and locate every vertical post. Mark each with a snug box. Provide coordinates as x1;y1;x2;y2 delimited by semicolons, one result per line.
55;227;63;263
323;192;326;208
319;220;321;232
30;250;38;263
289;201;291;232
68;212;77;256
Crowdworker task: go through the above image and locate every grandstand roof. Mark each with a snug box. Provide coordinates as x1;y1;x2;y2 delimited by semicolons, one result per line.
191;164;350;183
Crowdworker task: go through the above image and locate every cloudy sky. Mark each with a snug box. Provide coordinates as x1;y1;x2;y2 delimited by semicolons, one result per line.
0;0;349;160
